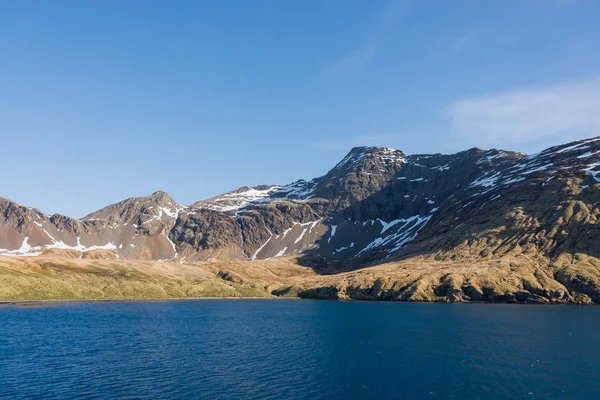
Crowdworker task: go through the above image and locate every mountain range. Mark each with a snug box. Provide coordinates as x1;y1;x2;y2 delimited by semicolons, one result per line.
2;136;600;303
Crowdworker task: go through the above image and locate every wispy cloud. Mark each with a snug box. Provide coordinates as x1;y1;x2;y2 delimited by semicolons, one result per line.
314;133;406;150
327;41;379;77
326;0;408;77
449;31;480;54
448;78;600;147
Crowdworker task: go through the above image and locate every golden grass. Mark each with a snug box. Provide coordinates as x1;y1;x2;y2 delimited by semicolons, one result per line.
2;251;600;303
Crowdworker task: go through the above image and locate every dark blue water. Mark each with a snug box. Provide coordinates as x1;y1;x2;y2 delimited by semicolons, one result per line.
1;300;599;399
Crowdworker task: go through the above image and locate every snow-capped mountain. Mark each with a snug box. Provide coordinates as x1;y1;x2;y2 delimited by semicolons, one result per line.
1;137;600;270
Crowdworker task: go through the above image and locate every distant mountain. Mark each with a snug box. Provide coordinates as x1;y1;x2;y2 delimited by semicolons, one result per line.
0;190;185;261
2;137;600;277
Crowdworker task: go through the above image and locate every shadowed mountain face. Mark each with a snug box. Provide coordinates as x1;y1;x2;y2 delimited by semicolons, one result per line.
1;138;600;272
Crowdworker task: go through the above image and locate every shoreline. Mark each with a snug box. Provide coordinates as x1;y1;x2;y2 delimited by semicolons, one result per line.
1;296;595;307
0;296;301;306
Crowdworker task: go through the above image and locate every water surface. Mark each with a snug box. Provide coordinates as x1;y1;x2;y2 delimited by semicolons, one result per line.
1;300;598;399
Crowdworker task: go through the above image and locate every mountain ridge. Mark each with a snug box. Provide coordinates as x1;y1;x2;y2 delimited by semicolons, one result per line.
1;137;599;271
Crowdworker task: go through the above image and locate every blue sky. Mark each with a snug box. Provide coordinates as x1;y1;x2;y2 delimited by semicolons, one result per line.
1;0;599;217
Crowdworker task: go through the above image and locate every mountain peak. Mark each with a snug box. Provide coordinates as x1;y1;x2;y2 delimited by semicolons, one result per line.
146;190;177;207
150;190;171;201
335;146;406;171
347;146;404;155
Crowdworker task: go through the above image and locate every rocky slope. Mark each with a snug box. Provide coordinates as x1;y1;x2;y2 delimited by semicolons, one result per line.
1;136;600;302
0;191;185;261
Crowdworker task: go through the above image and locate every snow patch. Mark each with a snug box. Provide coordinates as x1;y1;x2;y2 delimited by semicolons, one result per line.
274;247;288;258
583;162;600;182
470;172;501;188
542;176;555;187
357;215;431;257
251;228;273;260
198;186;283;212
334;242;354;254
328;225;337;243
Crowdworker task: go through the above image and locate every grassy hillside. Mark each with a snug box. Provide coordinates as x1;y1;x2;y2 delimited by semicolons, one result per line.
2;250;600;304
